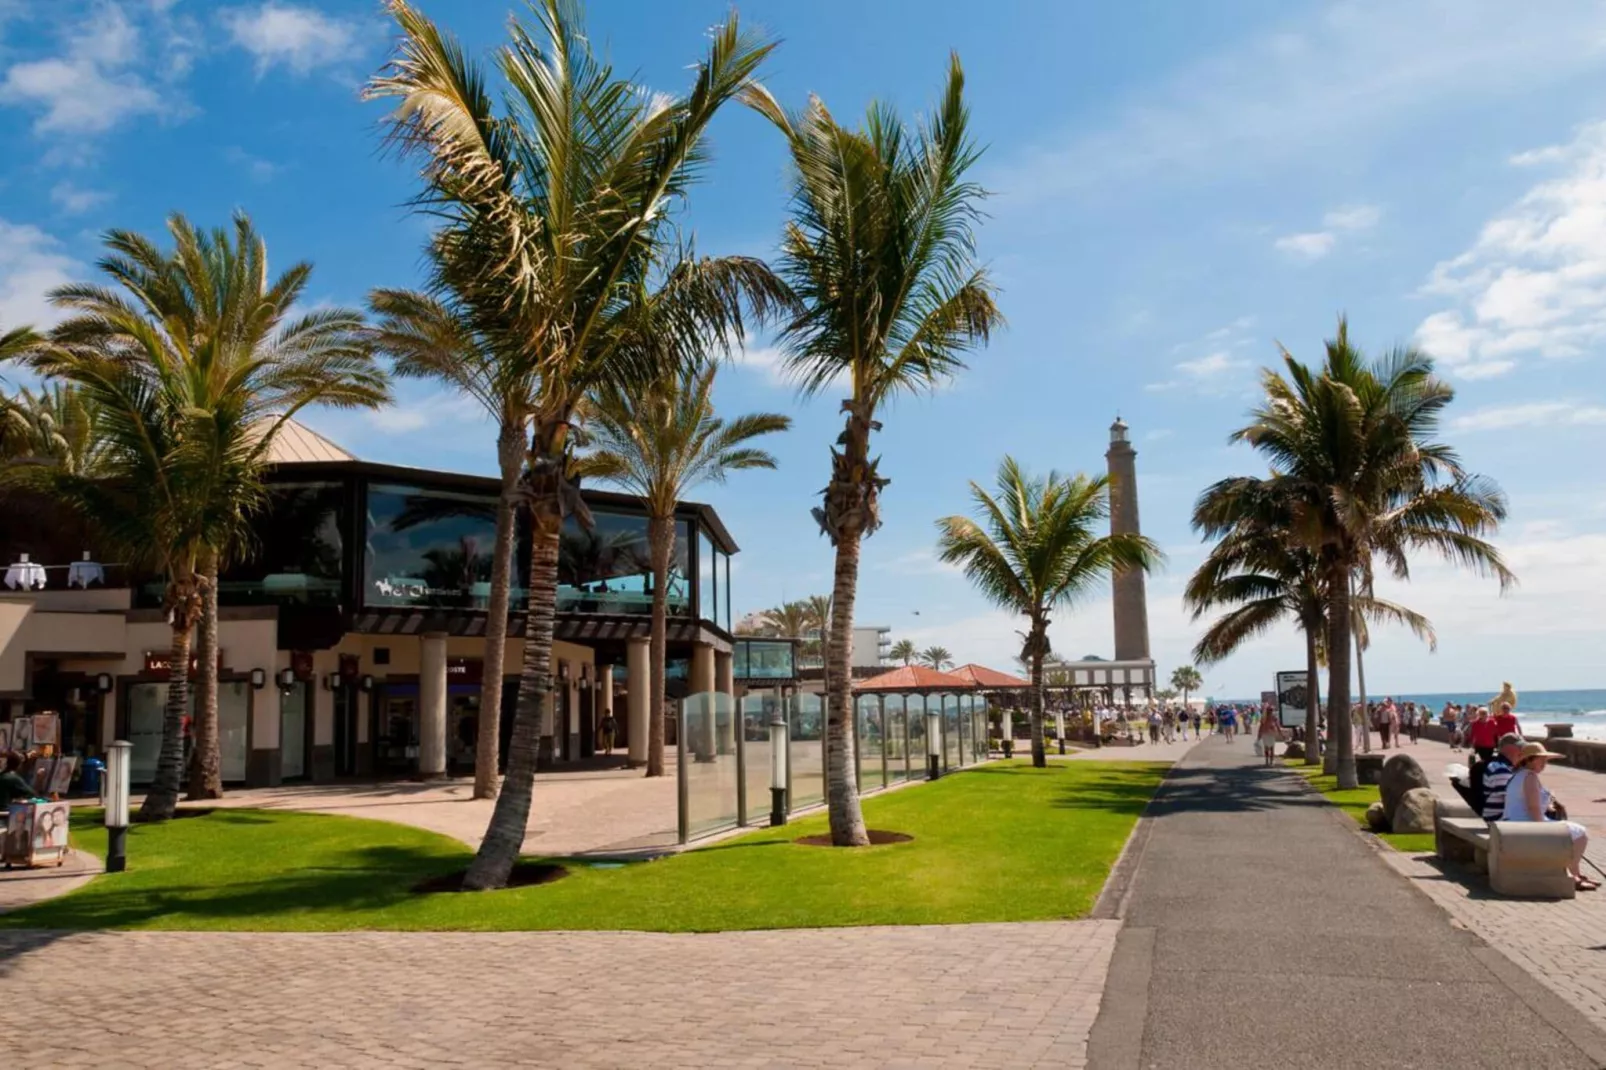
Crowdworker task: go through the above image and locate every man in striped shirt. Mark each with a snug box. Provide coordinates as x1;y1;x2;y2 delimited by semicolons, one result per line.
1479;733;1526;822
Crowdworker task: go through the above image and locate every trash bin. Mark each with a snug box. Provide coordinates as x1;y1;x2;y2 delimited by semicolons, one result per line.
81;757;104;798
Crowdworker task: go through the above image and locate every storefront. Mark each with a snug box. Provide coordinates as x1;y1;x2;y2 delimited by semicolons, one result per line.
123;651;252;786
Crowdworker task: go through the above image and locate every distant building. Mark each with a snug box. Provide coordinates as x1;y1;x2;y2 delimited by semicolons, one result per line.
852;626;891;670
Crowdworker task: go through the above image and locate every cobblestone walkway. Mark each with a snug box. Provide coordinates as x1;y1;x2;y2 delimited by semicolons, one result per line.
0;921;1118;1069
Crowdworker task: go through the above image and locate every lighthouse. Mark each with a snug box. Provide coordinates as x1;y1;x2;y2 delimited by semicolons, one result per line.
1105;416;1151;663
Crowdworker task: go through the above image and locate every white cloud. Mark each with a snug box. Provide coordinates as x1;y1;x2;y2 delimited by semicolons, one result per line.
221;3;364;77
224;145;279;182
1416;120;1606;378
49;181;110;215
989;0;1606;204
1274;231;1336;259
1175;351;1249;378
0;4;164;134
882;548;962;578
0;220;79;329
1323;204;1382;230
1449;401;1606;432
362;392;484;435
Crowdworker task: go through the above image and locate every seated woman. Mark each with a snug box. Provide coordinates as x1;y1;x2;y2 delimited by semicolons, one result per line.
1503;742;1597;891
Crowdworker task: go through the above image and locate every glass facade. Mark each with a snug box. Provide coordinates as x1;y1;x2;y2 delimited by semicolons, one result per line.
126;680;249;785
221;482;345;605
733;640;795;681
558;510;688;616
365;482;503;609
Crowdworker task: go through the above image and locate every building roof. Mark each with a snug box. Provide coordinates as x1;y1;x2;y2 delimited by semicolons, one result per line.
251;417;355;464
854;664;976;692
951;663;1030;689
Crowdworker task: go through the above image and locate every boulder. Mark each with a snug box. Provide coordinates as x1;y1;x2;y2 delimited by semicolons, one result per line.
1379;753;1430;822
1284;741;1306;760
1365;801;1390;832
1393;787;1438;835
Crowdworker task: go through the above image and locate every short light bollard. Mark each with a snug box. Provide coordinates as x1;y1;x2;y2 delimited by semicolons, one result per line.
926;708;942;780
103;740;132;873
769;716;789;827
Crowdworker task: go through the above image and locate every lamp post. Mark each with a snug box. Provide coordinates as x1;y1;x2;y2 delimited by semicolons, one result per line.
926;706;942;780
103;740;131;873
769;714;789;826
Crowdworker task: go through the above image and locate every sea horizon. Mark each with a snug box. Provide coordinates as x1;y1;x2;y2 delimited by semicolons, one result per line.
1219;687;1606;740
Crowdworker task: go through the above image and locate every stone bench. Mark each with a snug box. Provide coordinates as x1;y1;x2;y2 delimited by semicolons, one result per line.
1433;799;1576;899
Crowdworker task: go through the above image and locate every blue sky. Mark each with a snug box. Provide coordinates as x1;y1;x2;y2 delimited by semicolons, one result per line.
3;0;1605;698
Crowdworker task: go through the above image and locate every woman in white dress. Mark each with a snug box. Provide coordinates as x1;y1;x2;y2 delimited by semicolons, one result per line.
1503;742;1597;891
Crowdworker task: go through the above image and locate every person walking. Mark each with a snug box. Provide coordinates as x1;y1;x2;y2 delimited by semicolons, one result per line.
1256;707;1282;767
598;711;618;756
1468;706;1499;763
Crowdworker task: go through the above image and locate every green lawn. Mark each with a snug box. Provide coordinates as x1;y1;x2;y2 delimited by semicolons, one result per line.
1285;761;1437;853
3;760;1165;932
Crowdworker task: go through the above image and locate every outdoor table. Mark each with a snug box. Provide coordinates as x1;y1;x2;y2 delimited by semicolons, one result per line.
67;560;105;588
3;561;46;590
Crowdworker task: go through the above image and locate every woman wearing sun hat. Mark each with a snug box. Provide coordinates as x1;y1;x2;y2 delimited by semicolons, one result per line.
1502;742;1597;892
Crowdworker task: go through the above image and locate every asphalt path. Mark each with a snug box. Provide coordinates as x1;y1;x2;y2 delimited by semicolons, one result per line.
1087;737;1606;1070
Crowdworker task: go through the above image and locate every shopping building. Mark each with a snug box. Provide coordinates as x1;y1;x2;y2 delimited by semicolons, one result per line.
0;420;792;787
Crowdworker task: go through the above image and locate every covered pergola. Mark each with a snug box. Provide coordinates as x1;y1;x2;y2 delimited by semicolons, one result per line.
852;665;988;781
950;664;1031;748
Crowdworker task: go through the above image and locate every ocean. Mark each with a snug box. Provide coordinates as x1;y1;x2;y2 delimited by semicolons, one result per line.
1221;688;1606;740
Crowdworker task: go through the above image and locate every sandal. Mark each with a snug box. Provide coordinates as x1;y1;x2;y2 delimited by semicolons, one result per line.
1575;878;1599;892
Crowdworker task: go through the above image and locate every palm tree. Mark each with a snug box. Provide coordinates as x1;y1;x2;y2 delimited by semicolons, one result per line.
1186;483;1434;765
367;287;534;800
747;56;1001;845
761;600;813;641
578;363;790;777
937;457;1161;766
23;214;387;814
889;638;917;666
1169;666;1202;712
1213;318;1513;788
0;383;106;472
919;646;954;671
369;0;780;888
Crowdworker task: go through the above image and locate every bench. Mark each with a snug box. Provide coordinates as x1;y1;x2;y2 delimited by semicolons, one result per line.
1433;797;1576;899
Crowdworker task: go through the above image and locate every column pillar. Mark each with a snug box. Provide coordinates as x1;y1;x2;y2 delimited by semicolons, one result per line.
626;639;649;766
691;643;716;693
418;632;448;778
715;650;735;755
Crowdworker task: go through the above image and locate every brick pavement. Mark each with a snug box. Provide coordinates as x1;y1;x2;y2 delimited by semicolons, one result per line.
0;848;99;913
0;921;1119;1069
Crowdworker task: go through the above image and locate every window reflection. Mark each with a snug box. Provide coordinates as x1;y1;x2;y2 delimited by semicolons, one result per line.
557;510;689;616
366;483;506;609
218;482;345;605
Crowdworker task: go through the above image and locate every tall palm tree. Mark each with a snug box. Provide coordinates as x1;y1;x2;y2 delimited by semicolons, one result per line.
578;363;790;777
761;599;813;641
1169;666;1202;712
937;457;1160;766
24;214;387;814
889;638;917;666
1186;483;1434;765
919;646;954;671
1211;318;1513;788
368;287;532;800
369;0;780;888
747;58;1001;844
0;382;106;472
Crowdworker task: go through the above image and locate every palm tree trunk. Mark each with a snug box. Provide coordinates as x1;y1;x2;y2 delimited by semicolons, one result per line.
141;579;197;822
645;513;671;778
1029;623;1047;768
1303;623;1320;766
473;422;523;801
463;508;559;890
1328;561;1357;789
186;554;222;800
824;531;868;846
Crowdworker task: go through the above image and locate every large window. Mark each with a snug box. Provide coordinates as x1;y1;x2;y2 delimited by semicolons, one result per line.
365;482;506;609
734;640;794;681
698;530;717;626
557;509;688;616
219;482;346;605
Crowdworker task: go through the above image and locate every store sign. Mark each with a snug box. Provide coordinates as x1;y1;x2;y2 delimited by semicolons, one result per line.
1275;670;1317;728
290;651;314;680
143;650;226;680
447;658;483;684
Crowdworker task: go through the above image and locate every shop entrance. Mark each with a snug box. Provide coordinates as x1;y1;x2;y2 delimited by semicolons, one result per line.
334;687;360;777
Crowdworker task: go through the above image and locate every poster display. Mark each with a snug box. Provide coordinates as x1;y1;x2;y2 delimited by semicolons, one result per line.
2;802;71;866
47;757;76;797
30;712;59;749
1276;671;1317;729
10;716;32;753
0;721;11;752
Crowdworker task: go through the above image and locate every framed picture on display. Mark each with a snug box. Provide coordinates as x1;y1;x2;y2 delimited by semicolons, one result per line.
10;717;32;753
47;756;76;796
31;758;55;795
31;712;59;749
31;802;70;853
0;721;10;752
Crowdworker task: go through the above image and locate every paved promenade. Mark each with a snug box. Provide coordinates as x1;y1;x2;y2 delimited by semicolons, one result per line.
1087;738;1606;1069
0;921;1117;1069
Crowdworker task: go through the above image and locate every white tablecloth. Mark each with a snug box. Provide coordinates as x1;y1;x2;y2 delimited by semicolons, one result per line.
68;561;104;588
3;562;45;590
